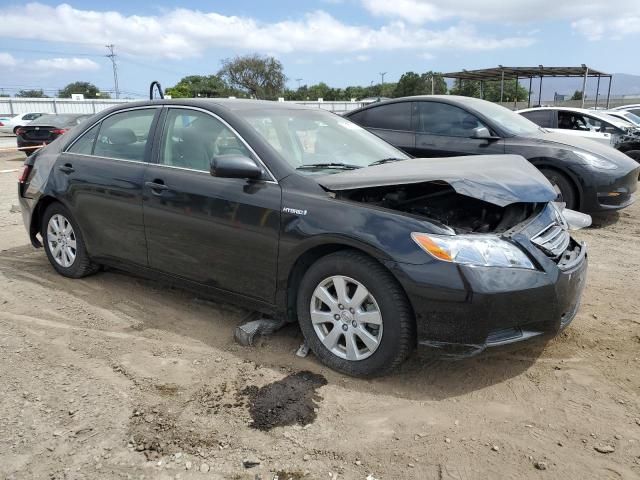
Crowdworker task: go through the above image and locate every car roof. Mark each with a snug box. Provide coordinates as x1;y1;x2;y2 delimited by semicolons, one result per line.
108;98;313;112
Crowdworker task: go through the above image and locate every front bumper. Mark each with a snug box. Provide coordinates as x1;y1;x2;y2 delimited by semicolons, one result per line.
578;164;639;212
387;213;588;357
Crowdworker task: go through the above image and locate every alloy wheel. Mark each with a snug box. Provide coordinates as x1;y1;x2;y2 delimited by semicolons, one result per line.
310;275;383;361
47;214;77;268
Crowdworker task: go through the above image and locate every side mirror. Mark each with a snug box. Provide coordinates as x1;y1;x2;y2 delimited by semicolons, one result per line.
470;126;493;139
210;155;263;180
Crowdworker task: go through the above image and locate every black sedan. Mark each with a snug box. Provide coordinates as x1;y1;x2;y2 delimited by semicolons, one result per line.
18;99;587;376
344;96;639;213
17;113;90;156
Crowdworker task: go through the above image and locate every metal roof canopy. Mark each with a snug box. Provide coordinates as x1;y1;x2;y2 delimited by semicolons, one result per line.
441;65;613;109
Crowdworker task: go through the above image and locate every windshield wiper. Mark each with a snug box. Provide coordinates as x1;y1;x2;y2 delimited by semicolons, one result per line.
296;162;362;170
368;157;406;166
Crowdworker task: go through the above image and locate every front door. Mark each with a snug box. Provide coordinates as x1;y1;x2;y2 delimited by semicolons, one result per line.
60;107;159;266
414;101;504;157
142;107;282;303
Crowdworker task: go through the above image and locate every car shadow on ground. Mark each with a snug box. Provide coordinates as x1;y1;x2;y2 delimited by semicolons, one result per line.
589;211;620;228
1;245;550;403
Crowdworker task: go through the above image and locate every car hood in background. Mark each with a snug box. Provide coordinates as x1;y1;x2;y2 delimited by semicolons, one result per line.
522;130;635;162
317;155;557;207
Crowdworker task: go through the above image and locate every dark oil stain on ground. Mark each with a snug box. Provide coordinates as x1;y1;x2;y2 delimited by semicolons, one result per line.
241;371;327;431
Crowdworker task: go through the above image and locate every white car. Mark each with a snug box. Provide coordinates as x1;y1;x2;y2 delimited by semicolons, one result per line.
0;112;48;135
611;104;640;117
517;107;634;146
606;110;640;127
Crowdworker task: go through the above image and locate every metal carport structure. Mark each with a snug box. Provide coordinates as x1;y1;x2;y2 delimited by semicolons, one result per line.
441;65;613;109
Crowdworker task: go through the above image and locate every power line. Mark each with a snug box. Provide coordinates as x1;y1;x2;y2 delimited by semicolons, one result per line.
105;44;120;99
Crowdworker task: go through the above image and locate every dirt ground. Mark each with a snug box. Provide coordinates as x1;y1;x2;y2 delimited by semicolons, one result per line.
0;150;639;480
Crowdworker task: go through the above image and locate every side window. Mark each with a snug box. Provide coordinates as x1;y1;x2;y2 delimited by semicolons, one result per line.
161;109;252;172
521;110;553;128
558;111;590;131
418;102;486;137
364;103;411;131
347;110;368;126
23;113;37;121
68;123;100;155
584;116;619;134
93;109;156;161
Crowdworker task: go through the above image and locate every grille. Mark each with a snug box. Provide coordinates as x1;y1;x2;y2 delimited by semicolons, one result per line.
531;223;570;258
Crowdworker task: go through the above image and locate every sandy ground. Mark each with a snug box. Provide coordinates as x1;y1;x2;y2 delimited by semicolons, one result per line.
0;150;639;480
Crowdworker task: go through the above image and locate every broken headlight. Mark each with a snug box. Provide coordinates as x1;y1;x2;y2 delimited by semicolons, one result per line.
411;233;535;270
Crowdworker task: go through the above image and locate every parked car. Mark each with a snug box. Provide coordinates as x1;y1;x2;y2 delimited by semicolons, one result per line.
611;104;640;117
16;114;90;156
18;99;589;376
344;96;639;213
606;110;640;128
0;112;47;134
518;107;640;162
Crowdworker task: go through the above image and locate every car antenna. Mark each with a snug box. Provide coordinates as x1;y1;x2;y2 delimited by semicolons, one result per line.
149;81;164;100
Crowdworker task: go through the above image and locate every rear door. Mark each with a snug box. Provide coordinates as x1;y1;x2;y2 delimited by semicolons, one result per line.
348;102;415;154
60;107;160;266
142;107;281;303
415;101;504;157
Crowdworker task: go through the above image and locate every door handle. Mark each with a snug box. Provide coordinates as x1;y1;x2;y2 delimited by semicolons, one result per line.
145;180;169;195
58;163;74;174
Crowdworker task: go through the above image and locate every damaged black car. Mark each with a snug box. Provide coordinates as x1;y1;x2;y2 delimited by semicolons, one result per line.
18;100;588;377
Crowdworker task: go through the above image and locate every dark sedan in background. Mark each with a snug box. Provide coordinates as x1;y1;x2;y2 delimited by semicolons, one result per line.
18;99;587;377
345;96;639;213
17;113;90;156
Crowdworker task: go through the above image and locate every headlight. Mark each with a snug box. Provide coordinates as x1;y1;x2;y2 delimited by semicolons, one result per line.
411;232;535;270
574;150;617;170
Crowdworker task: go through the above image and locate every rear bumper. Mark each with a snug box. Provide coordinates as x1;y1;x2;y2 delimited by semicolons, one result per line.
386;238;588;357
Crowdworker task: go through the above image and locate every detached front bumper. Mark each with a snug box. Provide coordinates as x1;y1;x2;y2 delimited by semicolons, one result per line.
386;233;588;357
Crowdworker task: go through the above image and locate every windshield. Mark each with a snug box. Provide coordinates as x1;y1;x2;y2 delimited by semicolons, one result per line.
239;108;409;172
474;101;541;136
619;111;640;126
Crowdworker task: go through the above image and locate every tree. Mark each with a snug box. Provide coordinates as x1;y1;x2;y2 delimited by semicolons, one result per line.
16;89;48;98
393;72;425;97
218;54;286;100
449;79;481;98
165;75;229;98
421;71;447;95
483;80;528;103
58;82;109;99
571;90;583;101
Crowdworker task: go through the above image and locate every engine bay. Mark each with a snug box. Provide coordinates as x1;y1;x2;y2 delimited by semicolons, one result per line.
336;181;541;233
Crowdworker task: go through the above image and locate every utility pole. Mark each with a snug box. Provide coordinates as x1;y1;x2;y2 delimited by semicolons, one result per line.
379;72;386;86
295;78;303;89
105;44;120;99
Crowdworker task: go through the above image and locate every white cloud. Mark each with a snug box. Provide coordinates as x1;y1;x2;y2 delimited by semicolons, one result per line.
32;58;100;71
0;51;99;73
0;3;534;59
361;0;640;40
0;52;18;67
334;54;371;65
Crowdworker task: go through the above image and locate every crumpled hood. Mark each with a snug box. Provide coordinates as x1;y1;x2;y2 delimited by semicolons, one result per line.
317;155;557;207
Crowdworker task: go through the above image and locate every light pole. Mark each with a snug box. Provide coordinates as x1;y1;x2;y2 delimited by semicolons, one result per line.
295;78;303;89
379;72;387;86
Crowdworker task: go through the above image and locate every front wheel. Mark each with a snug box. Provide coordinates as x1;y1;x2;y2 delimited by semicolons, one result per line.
297;250;414;377
623;149;640;162
540;168;577;210
42;202;99;278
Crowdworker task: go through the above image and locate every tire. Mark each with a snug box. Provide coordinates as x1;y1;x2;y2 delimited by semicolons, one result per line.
623;149;640;162
42;202;99;278
297;250;414;377
539;168;577;210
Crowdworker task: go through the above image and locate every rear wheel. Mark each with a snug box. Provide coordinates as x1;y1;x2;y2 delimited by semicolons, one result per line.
297;250;414;377
540;168;577;210
42;202;99;278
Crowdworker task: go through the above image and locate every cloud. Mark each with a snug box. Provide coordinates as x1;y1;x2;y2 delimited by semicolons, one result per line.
0;51;99;73
361;0;640;40
0;3;534;59
334;54;371;65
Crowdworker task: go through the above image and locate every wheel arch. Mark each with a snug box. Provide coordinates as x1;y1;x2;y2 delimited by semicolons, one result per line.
529;158;583;209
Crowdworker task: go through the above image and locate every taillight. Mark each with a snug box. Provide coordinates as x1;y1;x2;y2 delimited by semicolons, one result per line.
0;121;4;126
51;128;69;135
18;164;33;184
16;128;25;136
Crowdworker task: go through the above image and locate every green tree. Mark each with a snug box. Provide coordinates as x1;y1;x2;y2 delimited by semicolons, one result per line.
421;71;447;95
483;80;528;102
449;79;481;98
218;54;286;100
165;75;229;98
393;72;425;97
16;89;48;98
57;82;109;99
571;90;583;100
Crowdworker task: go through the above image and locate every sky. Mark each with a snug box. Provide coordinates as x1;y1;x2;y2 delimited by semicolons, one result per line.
0;0;639;98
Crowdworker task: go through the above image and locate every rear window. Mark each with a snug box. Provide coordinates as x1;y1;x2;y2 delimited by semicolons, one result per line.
30;114;88;127
520;110;554;128
353;103;412;131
